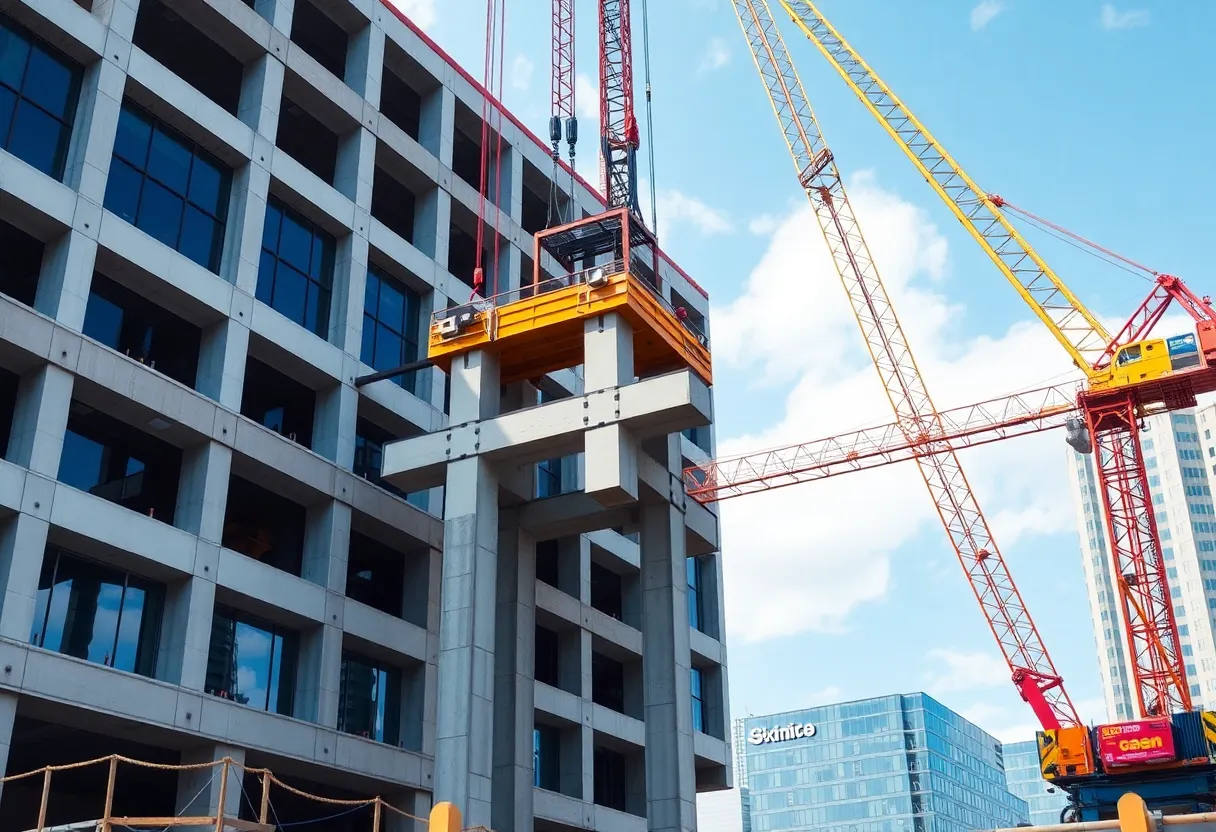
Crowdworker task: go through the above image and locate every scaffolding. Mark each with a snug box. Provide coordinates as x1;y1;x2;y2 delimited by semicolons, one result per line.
6;753;462;832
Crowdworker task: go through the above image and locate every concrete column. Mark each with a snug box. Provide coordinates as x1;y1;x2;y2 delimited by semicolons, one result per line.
423;291;450;414
175;744;245;817
302;499;351;592
386;790;432;832
491;520;536;832
583;314;638;507
506;147;524;225
0;513;50;642
416;187;451;265
0;691;17;803
639;439;697;832
346;22;385;107
175;443;233;543
238;53;286;141
298;622;343;727
313;381;359;467
197;318;250;410
63;44;126;206
421;86;455;166
7;364;74;478
35;230;98;333
229;55;282;297
330;229;371;354
434;348;502;826
162;572;217;690
255;0;294;35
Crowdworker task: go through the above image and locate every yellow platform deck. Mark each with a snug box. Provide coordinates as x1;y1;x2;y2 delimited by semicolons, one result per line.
428;271;712;387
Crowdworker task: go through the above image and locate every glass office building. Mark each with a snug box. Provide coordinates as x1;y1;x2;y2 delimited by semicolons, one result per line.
743;693;1028;832
1002;740;1070;826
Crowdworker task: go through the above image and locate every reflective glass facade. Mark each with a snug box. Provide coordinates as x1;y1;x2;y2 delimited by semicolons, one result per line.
1002;740;1069;826
743;694;1027;832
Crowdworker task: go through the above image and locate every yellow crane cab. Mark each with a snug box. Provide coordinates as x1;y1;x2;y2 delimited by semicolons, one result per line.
1095;332;1203;391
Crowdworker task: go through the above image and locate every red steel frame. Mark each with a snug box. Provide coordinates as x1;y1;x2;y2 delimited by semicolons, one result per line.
1084;393;1191;717
599;0;640;212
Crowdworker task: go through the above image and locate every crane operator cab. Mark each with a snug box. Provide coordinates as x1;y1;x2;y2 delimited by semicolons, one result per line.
1094;332;1205;391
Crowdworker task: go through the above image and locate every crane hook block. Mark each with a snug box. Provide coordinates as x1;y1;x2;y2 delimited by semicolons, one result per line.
1065;417;1093;455
549;116;563;146
566;117;578;146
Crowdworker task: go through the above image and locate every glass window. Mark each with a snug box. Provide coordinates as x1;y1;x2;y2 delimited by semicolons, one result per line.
353;418;428;510
691;667;705;733
0;20;80;178
362;265;421;392
338;651;402;746
687;556;703;632
257;199;334;338
205;605;297;716
30;546;163;677
534;725;561;791
103;103;230;273
593;746;627;811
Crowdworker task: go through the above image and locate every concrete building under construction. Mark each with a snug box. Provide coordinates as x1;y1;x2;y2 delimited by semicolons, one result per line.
0;0;731;828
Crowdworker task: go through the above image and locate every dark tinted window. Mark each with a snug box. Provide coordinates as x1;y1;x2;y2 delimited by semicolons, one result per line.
0;217;45;306
346;531;405;618
31;546;163;677
104;103;230;272
0;19;80;178
593;746;627;811
533;726;561;791
691;667;705;733
361;266;420;391
257;199;334;337
338;651;401;745
534;625;559;686
206;605;297;715
687;556;702;632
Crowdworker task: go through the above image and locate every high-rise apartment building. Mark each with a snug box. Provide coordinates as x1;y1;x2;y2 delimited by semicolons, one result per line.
1069;406;1216;719
0;0;731;829
1002;740;1069;826
739;694;1027;832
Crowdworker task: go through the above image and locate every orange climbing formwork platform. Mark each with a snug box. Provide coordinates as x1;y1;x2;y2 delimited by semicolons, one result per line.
427;208;712;387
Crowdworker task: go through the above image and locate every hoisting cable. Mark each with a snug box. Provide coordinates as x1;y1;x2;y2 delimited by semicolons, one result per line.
489;0;509;297
640;0;658;232
989;194;1158;282
473;0;507;300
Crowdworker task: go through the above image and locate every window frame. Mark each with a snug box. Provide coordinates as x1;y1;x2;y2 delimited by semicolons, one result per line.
257;197;335;338
0;17;82;179
104;100;231;272
361;264;422;393
338;650;403;746
690;666;705;734
205;604;298;716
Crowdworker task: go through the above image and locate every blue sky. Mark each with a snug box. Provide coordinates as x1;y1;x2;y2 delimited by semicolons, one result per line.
400;0;1216;742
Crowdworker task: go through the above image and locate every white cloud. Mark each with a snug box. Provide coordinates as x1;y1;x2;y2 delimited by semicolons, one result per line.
655;189;733;237
510;54;534;92
961;696;1109;744
748;214;782;236
1100;4;1149;29
700;37;731;72
385;0;435;29
574;73;599;121
715;172;1087;643
970;1;1004;30
925;648;1010;693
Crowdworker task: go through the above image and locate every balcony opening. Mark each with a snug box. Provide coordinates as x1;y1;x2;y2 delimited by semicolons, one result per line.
346;530;405;618
593;745;628;812
338;649;402;746
0;217;45;307
370;166;415;243
591;651;625;714
534;623;560;687
447;201;497;289
106;101;232;274
276;94;339;185
0;716;179;827
380;67;421;141
0;17;82;180
240;356;315;449
354;416;428;510
536;538;580;600
31;545;165;677
257;196;335;339
0;366;18;456
205;602;298;715
58;400;182;522
533;722;561;792
523;158;565;235
82;271;202;388
131;0;244;114
221;475;306;576
589;561;623;621
290;0;348;80
452;100;506;206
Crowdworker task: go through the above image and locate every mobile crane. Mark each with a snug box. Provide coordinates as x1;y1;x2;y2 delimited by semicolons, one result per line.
701;0;1216;819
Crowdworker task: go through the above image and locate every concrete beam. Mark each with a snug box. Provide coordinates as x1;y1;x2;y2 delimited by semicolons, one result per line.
381;370;711;493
